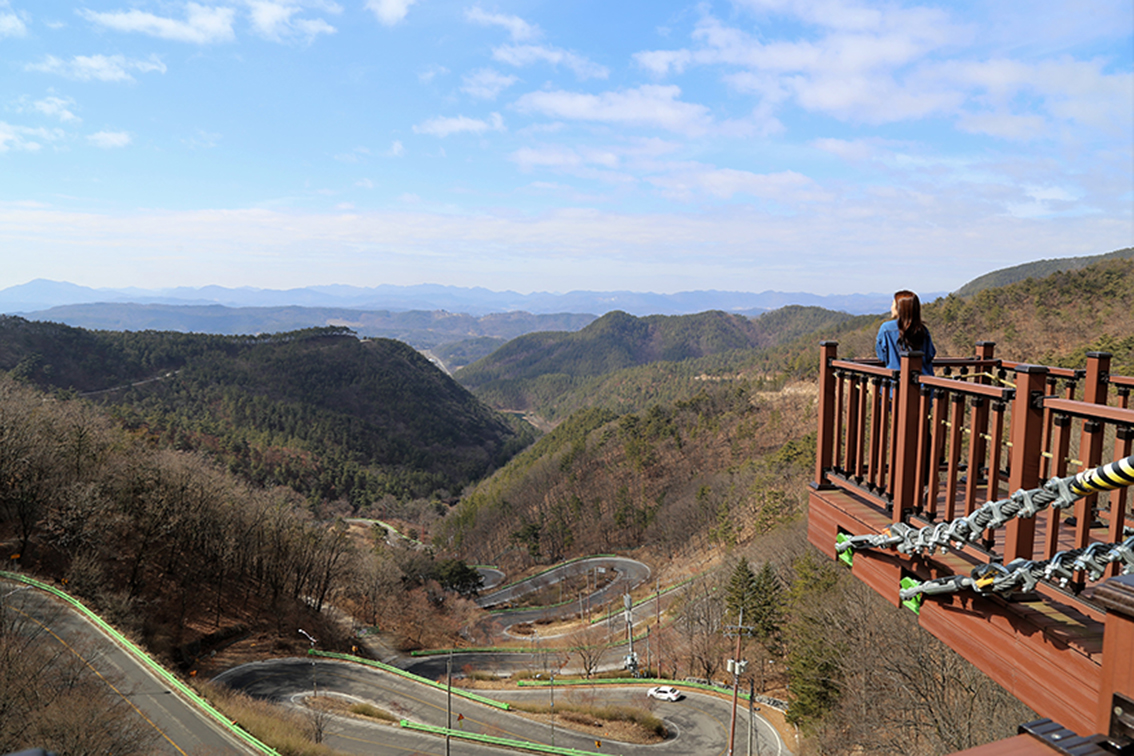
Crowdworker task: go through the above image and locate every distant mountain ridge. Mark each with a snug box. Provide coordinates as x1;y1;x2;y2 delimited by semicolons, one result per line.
19;302;596;351
1;279;915;318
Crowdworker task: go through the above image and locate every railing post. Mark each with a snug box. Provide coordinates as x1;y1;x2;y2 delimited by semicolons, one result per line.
1094;574;1134;736
815;341;839;490
1075;352;1111;550
893;351;923;518
1005;365;1048;561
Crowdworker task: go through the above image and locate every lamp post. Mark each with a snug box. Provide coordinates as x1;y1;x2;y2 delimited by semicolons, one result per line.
298;628;317;697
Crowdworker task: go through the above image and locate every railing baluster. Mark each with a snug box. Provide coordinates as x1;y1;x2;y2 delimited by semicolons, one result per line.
1044;414;1072;559
847;376;861;478
834;371;845;470
928;388;947;519
869;377;883;492
944;393;965;521
964;396;986;516
855;376;868;481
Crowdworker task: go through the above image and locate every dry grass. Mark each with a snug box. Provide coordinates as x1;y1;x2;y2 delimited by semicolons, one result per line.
194;680;340;756
509;700;667;743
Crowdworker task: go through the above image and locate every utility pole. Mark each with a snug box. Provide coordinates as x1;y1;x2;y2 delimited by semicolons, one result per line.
724;607;754;756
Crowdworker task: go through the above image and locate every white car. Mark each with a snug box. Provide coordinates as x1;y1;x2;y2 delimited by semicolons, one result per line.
647;685;682;701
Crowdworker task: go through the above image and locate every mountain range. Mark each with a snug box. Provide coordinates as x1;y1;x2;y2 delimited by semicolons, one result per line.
0;279;916;319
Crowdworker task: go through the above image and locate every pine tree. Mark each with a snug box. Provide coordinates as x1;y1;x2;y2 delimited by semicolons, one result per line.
751;561;784;650
726;557;758;624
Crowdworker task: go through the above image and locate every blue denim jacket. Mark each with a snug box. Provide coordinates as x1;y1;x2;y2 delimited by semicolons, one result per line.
876;319;935;374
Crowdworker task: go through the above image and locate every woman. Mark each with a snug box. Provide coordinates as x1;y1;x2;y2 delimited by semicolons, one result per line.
876;290;935;374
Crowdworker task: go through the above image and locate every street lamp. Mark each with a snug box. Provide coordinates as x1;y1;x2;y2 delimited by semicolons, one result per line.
298;628;317;697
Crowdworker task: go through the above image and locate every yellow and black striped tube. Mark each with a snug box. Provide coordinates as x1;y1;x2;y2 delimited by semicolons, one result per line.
1071;455;1134;497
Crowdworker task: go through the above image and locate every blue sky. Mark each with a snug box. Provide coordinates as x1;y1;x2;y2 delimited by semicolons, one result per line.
1;0;1131;296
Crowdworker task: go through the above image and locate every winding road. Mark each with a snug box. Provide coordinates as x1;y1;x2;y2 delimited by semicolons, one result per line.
217;656;785;756
1;580;251;755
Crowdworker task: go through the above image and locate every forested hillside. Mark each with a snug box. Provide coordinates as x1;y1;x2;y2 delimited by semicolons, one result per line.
954;246;1133;297
460;306;861;419
437;380;817;569
0;318;534;505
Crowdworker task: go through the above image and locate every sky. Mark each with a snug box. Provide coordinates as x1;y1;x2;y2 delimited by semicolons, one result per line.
1;0;1131;296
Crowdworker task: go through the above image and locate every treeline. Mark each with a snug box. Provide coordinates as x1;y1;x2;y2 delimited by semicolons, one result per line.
0;374;485;662
0;319;535;506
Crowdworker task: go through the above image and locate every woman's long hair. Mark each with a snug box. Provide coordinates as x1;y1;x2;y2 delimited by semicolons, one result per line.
894;290;927;350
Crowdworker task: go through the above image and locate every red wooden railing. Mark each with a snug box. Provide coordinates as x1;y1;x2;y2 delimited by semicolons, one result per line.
816;342;1133;572
811;341;1134;739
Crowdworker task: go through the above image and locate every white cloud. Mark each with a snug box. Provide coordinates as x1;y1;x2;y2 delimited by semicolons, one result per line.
87;130;132;149
356;178;374;188
386;140;404;156
465;6;539;41
365;0;417;26
183;129;222;148
634;9;966;124
510;145;620;172
461;68;518;100
79;3;235;44
26;54;168;83
811;137;877;161
418;65;449;83
32;95;80;123
413;112;504;137
940;57;1134;139
493;44;608;80
245;0;339;43
648;165;829;202
0;2;27;38
514;85;713;137
0;122;63;153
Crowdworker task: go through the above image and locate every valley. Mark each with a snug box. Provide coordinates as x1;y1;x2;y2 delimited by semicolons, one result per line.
0;251;1131;755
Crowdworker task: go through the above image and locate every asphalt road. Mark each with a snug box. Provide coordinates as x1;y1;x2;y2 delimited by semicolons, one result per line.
1;580;251;756
474;557;651;638
217;657;786;756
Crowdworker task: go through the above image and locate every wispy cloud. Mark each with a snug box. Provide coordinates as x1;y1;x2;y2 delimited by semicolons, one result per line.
79;3;236;44
461;68;518;100
0;122;63;153
26;54;167;83
514;85;713;136
0;0;27;38
465;6;539;41
493;44;608;80
88;130;132;149
31;95;81;123
365;0;417;26
386;140;405;157
245;0;339;43
647;165;830;202
413;112;504;137
418;65;449;83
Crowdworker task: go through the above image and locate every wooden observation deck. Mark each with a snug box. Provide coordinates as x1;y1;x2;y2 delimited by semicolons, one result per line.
808;342;1134;749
